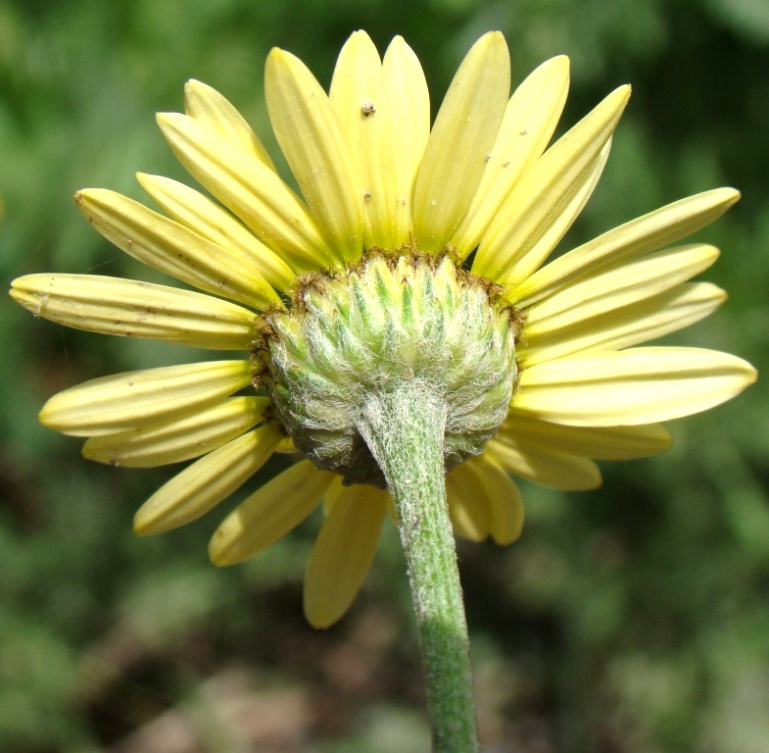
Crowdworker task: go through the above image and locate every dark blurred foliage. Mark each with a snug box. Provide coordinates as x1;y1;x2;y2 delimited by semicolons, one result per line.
1;1;768;751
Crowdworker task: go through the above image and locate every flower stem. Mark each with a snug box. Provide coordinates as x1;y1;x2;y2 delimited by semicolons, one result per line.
358;380;478;753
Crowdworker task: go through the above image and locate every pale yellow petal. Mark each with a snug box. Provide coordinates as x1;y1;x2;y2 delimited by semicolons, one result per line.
157;112;336;272
329;33;429;251
330;30;384;247
486;438;602;491
382;36;430;245
273;436;296;453
412;32;510;252
450;55;570;257
513;188;740;307
82;396;268;468
137;173;294;290
447;455;524;544
304;484;388;628
134;424;282;535
497;411;673;460
491;136;611;280
322;475;345;514
474;85;630;285
209;461;335;566
10;274;257;350
525;243;720;339
515;347;757;426
446;462;492;542
467;454;525;545
184;79;277;170
266;48;363;261
520;282;725;366
75;189;279;309
39;360;254;437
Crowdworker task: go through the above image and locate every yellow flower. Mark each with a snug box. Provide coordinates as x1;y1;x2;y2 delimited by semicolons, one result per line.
10;31;755;628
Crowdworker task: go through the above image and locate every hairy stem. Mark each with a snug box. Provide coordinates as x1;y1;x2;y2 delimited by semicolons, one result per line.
357;380;478;753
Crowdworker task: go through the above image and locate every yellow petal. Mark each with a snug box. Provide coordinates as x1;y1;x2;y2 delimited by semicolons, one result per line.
39;360;254;437
134;424;282;535
515;347;757;426
157;112;336;272
486;438;602;491
82;396;268;468
322;475;345;514
450;55;570;257
329;33;430;251
467;454;525;545
330;30;384;247
184;79;277;170
446;462;492;542
513;188;741;307
209;461;335;566
412;32;510;252
304;484;388;628
382;36;430;246
273;436;296;453
447;455;524;544
474;85;630;285
520;282;726;366
524;243;720;339
9;274;257;350
266;48;363;261
137;173;294;290
497;412;673;460
75;189;279;309
491;136;611;281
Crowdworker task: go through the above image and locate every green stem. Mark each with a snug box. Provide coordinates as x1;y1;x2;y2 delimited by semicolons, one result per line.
357;380;478;753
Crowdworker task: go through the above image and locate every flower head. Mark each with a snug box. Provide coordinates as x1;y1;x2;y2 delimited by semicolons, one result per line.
11;31;755;628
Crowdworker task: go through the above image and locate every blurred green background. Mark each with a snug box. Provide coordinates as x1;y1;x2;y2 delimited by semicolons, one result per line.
1;0;768;751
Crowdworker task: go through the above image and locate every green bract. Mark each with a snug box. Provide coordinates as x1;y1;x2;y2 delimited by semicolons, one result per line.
259;251;521;487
